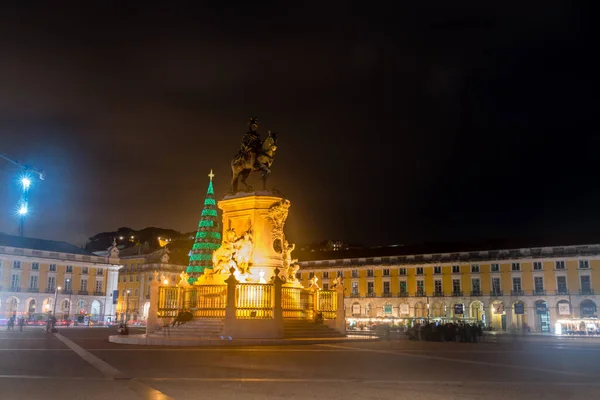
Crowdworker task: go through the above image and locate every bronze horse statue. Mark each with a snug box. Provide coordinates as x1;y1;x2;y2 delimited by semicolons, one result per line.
231;131;278;192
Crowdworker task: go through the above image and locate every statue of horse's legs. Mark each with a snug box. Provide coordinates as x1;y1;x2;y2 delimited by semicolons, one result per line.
231;165;240;193
261;168;270;191
239;169;252;190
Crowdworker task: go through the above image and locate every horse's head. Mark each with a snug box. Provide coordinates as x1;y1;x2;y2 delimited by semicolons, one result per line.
263;131;279;152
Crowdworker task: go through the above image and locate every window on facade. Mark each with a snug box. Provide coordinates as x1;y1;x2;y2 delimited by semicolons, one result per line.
309;272;315;279
533;262;543;271
80;279;88;291
399;281;407;294
416;267;424;275
399;268;406;276
11;274;20;290
97;269;103;276
95;280;103;293
322;271;329;279
452;265;460;273
556;276;567;293
129;275;134;282
323;283;329;290
511;263;521;271
13;261;21;269
351;270;358;278
32;262;39;270
135;288;139;296
382;269;390;276
66;265;73;273
367;281;374;294
580;275;591;292
434;266;441;274
383;281;390;294
452;279;461;293
492;278;501;293
367;269;374;277
490;264;499;272
136;275;140;282
122;276;127;282
416;280;424;295
47;277;56;291
49;264;56;272
534;277;544;293
434;280;442;294
555;261;565;270
337;270;343;278
82;267;88;274
137;263;141;271
351;281;359;295
471;265;480;273
512;277;522;292
64;279;72;291
472;278;480;293
579;260;590;269
29;275;38;289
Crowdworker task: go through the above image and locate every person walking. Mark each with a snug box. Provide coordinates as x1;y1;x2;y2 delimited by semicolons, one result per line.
18;316;25;332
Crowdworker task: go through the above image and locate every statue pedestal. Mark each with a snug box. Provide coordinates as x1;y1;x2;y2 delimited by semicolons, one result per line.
218;192;288;283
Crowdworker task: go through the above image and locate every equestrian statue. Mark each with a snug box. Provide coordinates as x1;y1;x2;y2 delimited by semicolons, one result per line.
231;117;278;193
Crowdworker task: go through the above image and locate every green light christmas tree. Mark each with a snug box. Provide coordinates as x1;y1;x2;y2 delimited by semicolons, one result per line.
186;170;221;283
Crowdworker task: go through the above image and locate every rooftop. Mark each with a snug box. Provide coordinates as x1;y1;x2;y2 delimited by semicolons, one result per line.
0;233;92;256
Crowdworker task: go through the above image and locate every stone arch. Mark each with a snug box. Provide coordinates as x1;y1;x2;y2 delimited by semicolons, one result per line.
27;298;37;314
580;299;597;318
431;301;445;318
556;299;571;317
42;297;53;314
490;300;506;331
469;300;484;322
61;299;70;315
511;300;528;331
75;299;87;314
5;296;20;315
534;299;550;333
143;302;150;319
414;301;426;318
398;302;410;317
452;302;466;319
90;300;101;322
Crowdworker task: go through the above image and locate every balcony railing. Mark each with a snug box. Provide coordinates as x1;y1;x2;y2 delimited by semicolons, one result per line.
397;292;408;297
63;290;73;295
579;289;595;295
78;290;89;295
45;288;55;293
27;288;39;293
470;291;482;297
451;291;463;297
381;292;392;297
93;291;105;296
10;287;21;292
415;291;425;297
350;293;361;298
533;290;546;296
491;290;503;296
556;290;569;295
511;290;524;296
366;292;376;297
433;291;444;297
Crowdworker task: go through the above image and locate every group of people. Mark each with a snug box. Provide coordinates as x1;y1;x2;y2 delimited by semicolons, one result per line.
5;314;26;331
408;322;484;342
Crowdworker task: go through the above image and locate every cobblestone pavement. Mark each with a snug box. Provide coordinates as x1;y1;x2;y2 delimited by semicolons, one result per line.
1;327;599;399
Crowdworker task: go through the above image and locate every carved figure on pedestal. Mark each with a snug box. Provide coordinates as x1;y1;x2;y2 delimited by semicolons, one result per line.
281;240;299;282
210;227;255;277
231;117;279;192
211;229;238;275
233;229;254;274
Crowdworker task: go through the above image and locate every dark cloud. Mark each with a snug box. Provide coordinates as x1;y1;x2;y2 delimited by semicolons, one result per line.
0;3;594;247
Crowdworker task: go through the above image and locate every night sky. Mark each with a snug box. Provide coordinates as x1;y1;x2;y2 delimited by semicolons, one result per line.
0;3;595;248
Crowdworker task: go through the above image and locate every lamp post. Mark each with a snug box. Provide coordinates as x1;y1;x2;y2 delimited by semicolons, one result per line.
52;286;62;318
125;290;131;324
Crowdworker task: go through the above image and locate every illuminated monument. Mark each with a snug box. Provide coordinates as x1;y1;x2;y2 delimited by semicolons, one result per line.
112;118;345;344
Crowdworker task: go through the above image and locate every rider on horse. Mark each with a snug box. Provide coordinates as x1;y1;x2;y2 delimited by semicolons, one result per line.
238;117;262;168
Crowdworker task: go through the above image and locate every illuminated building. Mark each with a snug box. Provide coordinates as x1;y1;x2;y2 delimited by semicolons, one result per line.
0;233;120;323
297;242;600;333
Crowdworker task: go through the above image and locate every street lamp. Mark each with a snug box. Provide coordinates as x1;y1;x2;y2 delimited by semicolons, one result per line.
125;290;131;323
52;286;62;318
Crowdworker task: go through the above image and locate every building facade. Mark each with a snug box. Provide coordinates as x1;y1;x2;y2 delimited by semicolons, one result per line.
297;243;600;333
0;234;121;324
115;245;185;323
